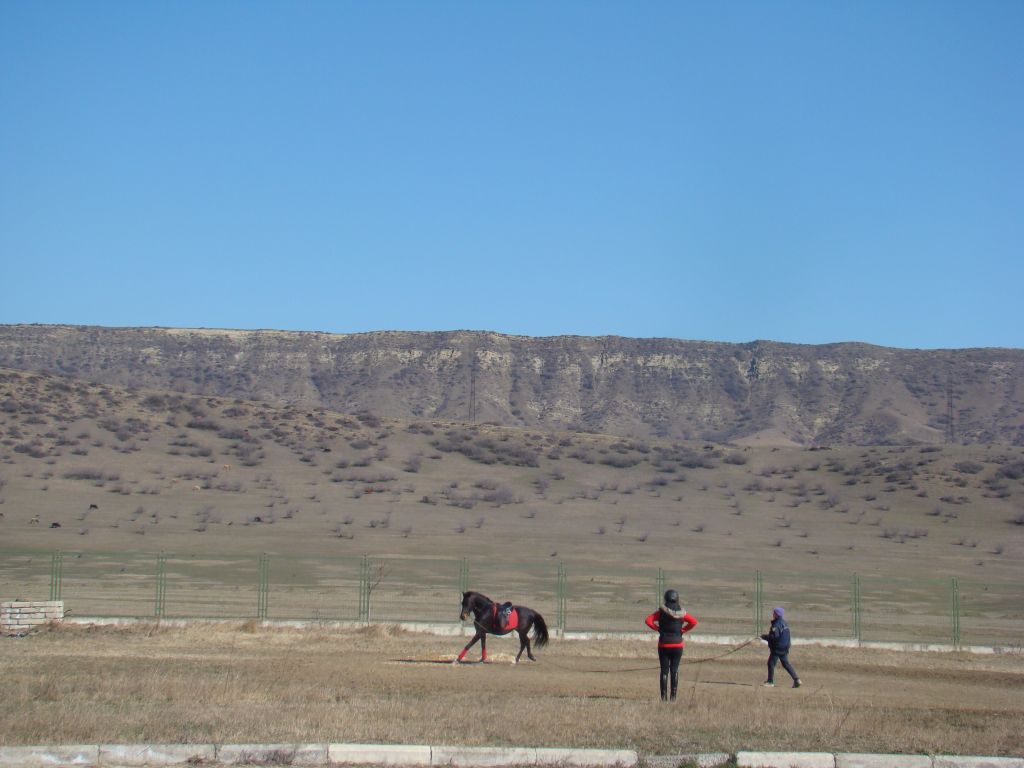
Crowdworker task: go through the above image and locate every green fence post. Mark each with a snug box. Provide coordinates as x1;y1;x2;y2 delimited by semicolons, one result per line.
49;550;63;602
753;570;763;636
257;553;269;621
556;562;567;632
951;577;960;648
458;558;469;596
358;555;370;623
155;551;167;618
656;568;665;604
852;572;862;643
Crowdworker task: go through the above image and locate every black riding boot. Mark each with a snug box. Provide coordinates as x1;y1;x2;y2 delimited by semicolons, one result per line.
660;672;669;701
670;672;678;701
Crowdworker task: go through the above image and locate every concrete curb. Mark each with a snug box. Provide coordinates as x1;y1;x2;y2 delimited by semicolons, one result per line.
432;746;549;766
738;751;837;768
58;617;1018;656
533;748;636;767
0;745;1020;768
217;743;329;765
0;744;98;766
330;744;432;766
645;753;732;768
98;744;217;766
836;754;933;768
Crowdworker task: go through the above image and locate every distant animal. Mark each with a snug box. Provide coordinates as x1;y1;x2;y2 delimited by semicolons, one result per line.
192;485;201;491
222;464;232;470
50;522;61;528
456;590;549;665
88;503;98;510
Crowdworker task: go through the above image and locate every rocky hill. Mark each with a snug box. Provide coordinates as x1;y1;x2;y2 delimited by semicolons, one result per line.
1;324;1022;445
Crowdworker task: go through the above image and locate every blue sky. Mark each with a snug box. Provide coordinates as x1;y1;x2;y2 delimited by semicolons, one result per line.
2;2;1022;349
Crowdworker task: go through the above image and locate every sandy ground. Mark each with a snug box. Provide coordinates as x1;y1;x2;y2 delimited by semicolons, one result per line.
2;624;1023;756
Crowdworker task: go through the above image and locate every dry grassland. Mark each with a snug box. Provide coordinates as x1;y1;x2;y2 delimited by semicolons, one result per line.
2;622;1023;756
2;369;1023;756
2;369;1022;584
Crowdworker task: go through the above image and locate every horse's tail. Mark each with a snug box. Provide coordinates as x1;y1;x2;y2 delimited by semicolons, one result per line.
532;611;549;647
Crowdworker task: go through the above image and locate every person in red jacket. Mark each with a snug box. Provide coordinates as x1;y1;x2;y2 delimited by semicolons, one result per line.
645;589;699;701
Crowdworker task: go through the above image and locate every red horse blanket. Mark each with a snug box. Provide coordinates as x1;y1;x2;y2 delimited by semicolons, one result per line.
493;604;519;633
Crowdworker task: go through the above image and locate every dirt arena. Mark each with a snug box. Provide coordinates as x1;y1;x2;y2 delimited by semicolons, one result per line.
2;622;1022;756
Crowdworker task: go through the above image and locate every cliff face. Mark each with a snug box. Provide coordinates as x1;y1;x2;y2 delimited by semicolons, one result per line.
1;325;1022;445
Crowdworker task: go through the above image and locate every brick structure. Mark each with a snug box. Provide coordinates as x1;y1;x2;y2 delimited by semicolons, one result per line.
1;600;64;635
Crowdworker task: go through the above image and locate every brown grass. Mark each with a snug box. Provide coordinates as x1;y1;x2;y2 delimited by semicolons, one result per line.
2;623;1023;755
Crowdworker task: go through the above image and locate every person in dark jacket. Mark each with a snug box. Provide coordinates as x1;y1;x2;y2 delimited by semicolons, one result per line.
761;606;801;688
645;589;698;701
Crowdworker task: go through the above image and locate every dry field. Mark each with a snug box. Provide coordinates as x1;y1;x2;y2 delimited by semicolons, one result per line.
2;622;1023;756
2;368;1023;645
2;369;1024;755
1;368;1021;580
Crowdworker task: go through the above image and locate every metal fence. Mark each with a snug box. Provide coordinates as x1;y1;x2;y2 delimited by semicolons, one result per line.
2;549;1021;648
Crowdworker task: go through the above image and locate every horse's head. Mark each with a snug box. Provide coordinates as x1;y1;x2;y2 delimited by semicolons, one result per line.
460;590;489;621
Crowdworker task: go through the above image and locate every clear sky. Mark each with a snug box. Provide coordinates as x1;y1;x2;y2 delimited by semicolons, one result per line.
2;2;1022;349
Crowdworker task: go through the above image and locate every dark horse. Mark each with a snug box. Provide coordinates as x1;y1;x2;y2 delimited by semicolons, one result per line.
456;591;549;664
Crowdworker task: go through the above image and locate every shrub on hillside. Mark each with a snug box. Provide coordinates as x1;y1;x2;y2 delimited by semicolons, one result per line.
954;461;984;475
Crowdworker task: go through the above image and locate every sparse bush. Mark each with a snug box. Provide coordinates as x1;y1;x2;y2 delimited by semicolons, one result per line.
63;468;105;481
996;461;1024;480
954;461;984;475
186;417;221;431
356;411;381;428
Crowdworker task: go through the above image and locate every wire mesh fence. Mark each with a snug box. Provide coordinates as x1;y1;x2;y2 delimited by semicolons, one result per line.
2;549;1021;648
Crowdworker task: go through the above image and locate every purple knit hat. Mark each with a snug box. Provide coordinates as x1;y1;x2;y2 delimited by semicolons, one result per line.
773;607;785;618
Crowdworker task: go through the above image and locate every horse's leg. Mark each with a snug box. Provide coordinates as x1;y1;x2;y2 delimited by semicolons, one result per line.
480;633;488;662
514;627;532;664
455;629;484;663
525;629;536;662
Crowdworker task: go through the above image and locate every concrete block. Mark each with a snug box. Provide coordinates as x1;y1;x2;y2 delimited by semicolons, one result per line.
837;755;932;768
98;744;216;765
432;746;538;766
0;744;99;766
738;753;836;768
329;743;432;766
534;748;638;767
217;743;328;766
646;755;732;768
934;758;1024;768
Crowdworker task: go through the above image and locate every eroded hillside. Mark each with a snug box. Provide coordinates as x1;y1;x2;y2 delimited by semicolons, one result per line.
1;325;1023;445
